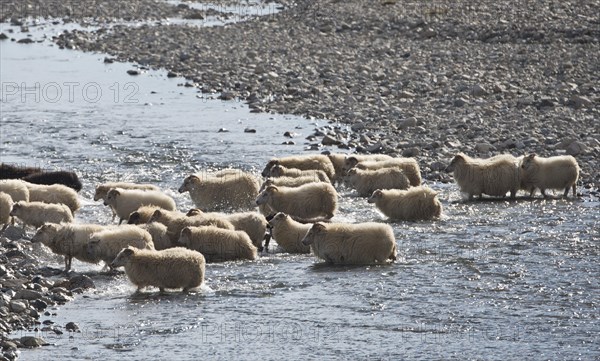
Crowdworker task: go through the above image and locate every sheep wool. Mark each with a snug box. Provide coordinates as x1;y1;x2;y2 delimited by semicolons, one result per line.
24;182;80;213
104;188;176;224
268;212;311;254
178;226;258;262
137;222;172;250
32;223;106;271
0;192;13;230
0;179;30;202
10;201;73;228
94;182;160;201
261;155;336;182
149;209;234;244
268;165;330;183
301;222;397;265
178;171;260;212
520;154;579;197
368;187;442;221
255;183;338;219
344;167;410;197
88;225;154;268
445;153;520;200
127;205;163;224
328;153;393;181
111;246;205;292
345;157;422;186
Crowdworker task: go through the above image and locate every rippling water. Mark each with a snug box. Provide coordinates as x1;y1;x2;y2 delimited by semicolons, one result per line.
2;23;599;361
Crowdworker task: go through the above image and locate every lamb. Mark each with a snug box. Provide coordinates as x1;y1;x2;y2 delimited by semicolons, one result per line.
178;171;260;212
177;226;258;262
24;182;80;213
267;212;311;254
111;246;205;293
87;225;154;269
127;205;163;224
149;209;234;244
22;171;82;192
520;154;579;197
268;165;330;183
31;223;106;271
344;167;410;197
261;155;336;182
345;157;422;186
93;182;160;202
445;153;520;200
260;176;326;191
0;180;29;202
137;222;172;250
255;183;338;219
367;187;442;221
0;192;13;231
186;209;267;251
10;201;73;228
327;153;393;181
301;222;397;265
104;188;176;224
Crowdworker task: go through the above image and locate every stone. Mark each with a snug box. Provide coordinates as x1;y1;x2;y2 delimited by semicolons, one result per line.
19;336;46;348
9;300;27;313
453;98;467;107
0;33;8;40
17;38;33;44
402;147;420;157
429;161;447;172
568;95;592;108
566;141;587;156
65;322;80;332
470;84;487;97
67;275;95;290
244;128;256;133
398;118;417;129
126;69;140;76
13;289;43;301
475;143;496;153
398;91;415;99
321;135;340;146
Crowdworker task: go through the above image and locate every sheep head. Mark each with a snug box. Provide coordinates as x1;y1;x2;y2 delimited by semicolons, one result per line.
269;164;284;177
9;202;22;217
93;185;107;201
268;212;288;227
31;223;58;245
105;189;121;206
521;153;537;170
342;156;359;172
179;175;200;193
301;222;326;246
261;159;279;177
367;189;384;203
178;227;193;245
111;246;135;268
148;209;164;223
256;186;278;205
445;153;467;173
127;211;141;224
186;208;203;217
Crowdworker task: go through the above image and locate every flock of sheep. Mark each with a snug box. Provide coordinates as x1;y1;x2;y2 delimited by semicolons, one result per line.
0;152;579;293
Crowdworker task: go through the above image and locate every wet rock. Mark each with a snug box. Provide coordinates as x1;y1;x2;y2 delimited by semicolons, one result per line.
244;128;256;133
166;71;179;78
217;128;229;133
13;289;43;301
398;91;415;99
566;141;587;156
321;135;340;146
19;336;47;348
283;131;297;138
2;226;26;241
65;322;80;332
66;275;95;290
475;143;496;153
470;84;487;97
0;33;8;40
398;118;417;129
103;57;115;63
429;161;447;172
219;91;235;100
126;69;140;76
0;340;17;351
453;98;467;107
9;300;27;313
402;147;420;157
16;38;33;44
567;95;592;108
30;299;48;311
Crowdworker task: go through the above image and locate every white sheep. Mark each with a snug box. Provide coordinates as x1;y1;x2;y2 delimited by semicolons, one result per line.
149;209;234;244
344;167;410;197
23;182;80;213
104;188;176;224
0;192;13;231
187;209;268;251
178;171;260;212
267;212;311;254
87;225;155;269
31;223;106;271
93;182;160;201
268;165;330;183
178;226;258;262
367;187;442;221
520;154;580;197
345;157;422;186
137;222;172;250
301;222;397;265
445;153;520;200
10;201;73;228
261;155;336;182
111;246;205;293
328;153;392;181
255;183;338;219
0;180;29;202
261;176;326;191
126;205;163;224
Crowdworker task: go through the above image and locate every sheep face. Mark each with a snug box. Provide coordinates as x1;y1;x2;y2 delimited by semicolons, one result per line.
269;165;284;177
261;160;278;177
255;186;277;206
342;157;359;172
178;175;200;193
343;168;358;184
9;202;22;217
520;154;537;171
105;189;121;206
148;210;164;223
445;154;466;173
127;211;141;224
267;212;288;227
367;190;384;204
93;185;107;201
31;224;58;245
178;227;193;246
111;247;135;268
186;208;202;217
301;223;327;246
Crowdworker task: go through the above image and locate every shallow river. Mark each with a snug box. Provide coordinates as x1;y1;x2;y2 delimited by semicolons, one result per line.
1;20;599;361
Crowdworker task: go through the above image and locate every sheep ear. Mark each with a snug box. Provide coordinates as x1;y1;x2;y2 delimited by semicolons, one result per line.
181;227;192;237
526;153;536;159
312;223;326;232
374;189;383;197
152;209;162;218
121;247;135;257
266;185;278;192
188;175;200;181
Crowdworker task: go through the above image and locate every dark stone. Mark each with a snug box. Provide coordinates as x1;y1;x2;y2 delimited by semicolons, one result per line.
65;322;79;332
127;70;140;76
17;38;33;44
19;336;46;348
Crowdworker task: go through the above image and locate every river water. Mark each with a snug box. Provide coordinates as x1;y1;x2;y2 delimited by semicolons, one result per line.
1;17;599;361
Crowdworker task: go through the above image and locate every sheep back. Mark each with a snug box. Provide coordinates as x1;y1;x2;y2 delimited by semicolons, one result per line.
0;180;30;202
10;201;73;228
179;171;259;211
345;167;410;197
520;154;579;197
368;187;442;221
178;226;258;262
88;225;154;265
255;183;338;219
24;182;80;213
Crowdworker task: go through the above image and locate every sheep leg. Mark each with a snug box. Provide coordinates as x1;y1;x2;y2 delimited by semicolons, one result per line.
541;189;548;198
563;187;570;198
118;218;124;225
263;233;271;253
528;188;535;198
510;189;517;199
572;184;576;197
159;287;166;294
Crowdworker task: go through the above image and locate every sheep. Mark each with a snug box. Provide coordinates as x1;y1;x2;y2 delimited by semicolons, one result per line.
301;222;397;265
327;153;393;181
178;171;260;212
0;192;13;231
104;188;176;224
93;182;160;202
260;176;326;191
0;180;29;202
31;223;106;271
127;205;163;224
10;201;73;228
0;163;42;179
149;209;234;244
111;246;205;293
520;154;580;197
87;225;154;269
344;167;410;197
345;157;422;186
367;187;442;221
255;183;338;219
261;155;336;182
177;226;258;262
22;171;82;192
24;182;80;213
268;165;330;183
445;153;520;200
267;212;311;254
137;222;172;250
186;208;268;251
